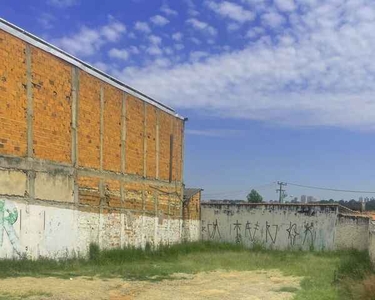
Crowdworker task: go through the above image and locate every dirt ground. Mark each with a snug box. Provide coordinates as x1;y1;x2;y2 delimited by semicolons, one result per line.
0;270;302;300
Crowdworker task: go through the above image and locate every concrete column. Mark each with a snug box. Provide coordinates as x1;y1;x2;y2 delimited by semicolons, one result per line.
143;102;147;178
121;93;127;174
156;110;160;180
26;44;33;159
25;44;35;200
99;86;104;204
71;67;79;204
120;93;127;207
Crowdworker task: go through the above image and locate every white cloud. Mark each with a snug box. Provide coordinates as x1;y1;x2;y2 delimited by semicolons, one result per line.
107;0;375;130
190;37;202;45
274;0;296;12
150;15;170;26
172;32;183;41
47;0;77;8
101;18;126;41
190;51;209;62
134;21;151;33
128;46;140;54
186;129;244;137
160;4;178;16
149;35;162;45
175;43;185;50
53;18;126;57
146;45;163;56
187;18;217;36
207;1;255;23
246;26;265;38
261;12;286;28
108;48;129;60
38;13;56;29
227;23;241;31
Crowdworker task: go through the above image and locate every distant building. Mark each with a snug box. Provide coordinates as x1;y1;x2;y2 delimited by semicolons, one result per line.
301;195;307;203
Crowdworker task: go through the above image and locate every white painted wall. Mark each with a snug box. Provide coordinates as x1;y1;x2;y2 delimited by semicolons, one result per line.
201;204;338;250
0;199;200;259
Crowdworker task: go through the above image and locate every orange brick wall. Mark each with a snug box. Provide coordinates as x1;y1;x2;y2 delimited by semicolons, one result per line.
103;85;122;172
146;104;157;179
78;176;100;206
125;96;144;176
78;72;101;169
0;31;27;156
32;47;72;163
0;29;185;218
183;192;201;220
159;111;173;181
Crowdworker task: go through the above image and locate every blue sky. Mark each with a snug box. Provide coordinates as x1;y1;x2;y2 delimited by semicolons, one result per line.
2;0;375;201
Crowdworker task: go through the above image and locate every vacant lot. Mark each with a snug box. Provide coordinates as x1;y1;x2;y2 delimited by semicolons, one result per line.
0;242;373;300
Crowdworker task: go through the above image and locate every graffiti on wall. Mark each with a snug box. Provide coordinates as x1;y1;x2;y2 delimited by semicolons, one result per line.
0;200;21;256
202;219;317;248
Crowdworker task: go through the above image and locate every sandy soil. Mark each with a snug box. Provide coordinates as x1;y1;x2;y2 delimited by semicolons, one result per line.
0;270;302;300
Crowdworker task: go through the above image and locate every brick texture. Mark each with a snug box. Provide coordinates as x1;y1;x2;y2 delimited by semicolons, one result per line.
145;104;157;179
159;111;172;181
78;72;101;169
183;192;201;220
78;176;100;206
104;179;121;207
103;85;122;172
0;29;187;220
125;96;144;176
0;30;27;156
32;47;72;163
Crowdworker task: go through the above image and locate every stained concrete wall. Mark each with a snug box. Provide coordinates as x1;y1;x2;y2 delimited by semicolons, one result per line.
201;203;338;250
0;198;187;259
369;222;375;266
335;215;370;251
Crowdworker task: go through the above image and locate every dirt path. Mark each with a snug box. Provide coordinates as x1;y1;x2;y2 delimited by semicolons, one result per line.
0;270;302;300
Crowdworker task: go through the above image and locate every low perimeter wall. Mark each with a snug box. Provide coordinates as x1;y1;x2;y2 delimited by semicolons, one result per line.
201;203;371;251
370;221;375;266
0;199;200;259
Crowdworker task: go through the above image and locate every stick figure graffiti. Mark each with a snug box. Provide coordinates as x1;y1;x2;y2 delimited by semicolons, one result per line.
0;200;21;256
207;219;221;239
303;222;316;247
245;221;259;242
233;220;242;244
266;221;279;244
286;222;300;246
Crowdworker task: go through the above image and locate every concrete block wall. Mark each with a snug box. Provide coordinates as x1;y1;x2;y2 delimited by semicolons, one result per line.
335;215;370;251
0;24;196;259
201;203;374;252
201;203;339;250
370;221;375;266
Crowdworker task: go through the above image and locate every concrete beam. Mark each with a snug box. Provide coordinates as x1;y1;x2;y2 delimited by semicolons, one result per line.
0;154;182;188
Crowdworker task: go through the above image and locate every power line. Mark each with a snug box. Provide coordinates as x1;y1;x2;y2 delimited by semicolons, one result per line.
276;181;287;203
286;182;375;194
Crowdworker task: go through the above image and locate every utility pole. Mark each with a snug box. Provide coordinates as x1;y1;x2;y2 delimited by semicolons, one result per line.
276;181;287;203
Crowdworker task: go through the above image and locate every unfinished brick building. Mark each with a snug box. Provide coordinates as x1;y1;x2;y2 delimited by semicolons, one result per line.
0;19;199;259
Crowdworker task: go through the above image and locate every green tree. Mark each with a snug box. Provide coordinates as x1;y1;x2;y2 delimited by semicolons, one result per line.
247;189;263;203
